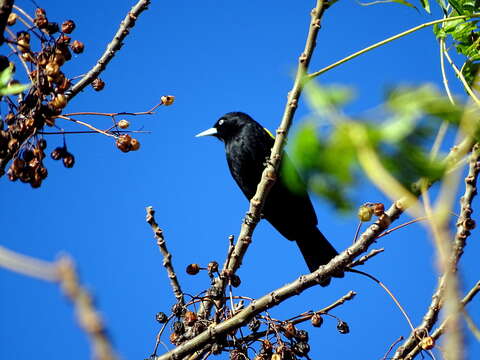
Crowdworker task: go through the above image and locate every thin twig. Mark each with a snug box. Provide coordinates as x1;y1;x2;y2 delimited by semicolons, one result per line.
308;14;480;79
57;256;117;360
442;48;480;107
146;206;185;305
348;248;384;267
56;115;117;138
66;0;151;101
392;143;480;360
403;280;480;360
382;336;404;360
0;245;57;281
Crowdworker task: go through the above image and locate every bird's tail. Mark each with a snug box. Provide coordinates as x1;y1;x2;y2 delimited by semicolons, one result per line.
295;227;343;286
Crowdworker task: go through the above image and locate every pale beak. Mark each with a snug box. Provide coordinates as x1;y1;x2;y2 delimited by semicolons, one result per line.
195;127;218;137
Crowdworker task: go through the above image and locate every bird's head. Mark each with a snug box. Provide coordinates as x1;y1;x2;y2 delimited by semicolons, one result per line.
195;112;253;142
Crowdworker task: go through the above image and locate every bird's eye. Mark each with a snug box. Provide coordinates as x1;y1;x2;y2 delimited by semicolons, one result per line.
218;119;225;126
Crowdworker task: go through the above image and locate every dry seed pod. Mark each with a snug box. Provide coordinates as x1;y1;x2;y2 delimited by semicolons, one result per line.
51;94;67;109
186;263;200;275
92;78;105;91
62;20;76;34
62;152;75;168
184;311;197;326
7;13;17;26
117;119;129;129
373;203;385;216
130;138;140;151
420;336;435;350
51;147;65;160
70;40;84;54
161;95;175;106
155;312;167;323
358;205;373;222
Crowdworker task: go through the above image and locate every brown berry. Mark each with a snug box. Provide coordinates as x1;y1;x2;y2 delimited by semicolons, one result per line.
283;322;296;339
51;147;65;160
373;203;385;216
45;62;60;77
336;320;350;334
130;138;140;151
311;313;323;327
51;94;67;109
58;34;71;44
169;332;179;345
184;311;197;326
91;78;104;91
420;336;435;350
35;16;48;29
116;134;131;153
186;263;200;275
63;152;75;168
38;138;47;150
161;95;175;106
61;20;76;34
70;40;84;54
155;312;168;323
117;119;129;129
7;13;17;26
207;261;219;273
230;274;241;288
35;8;46;18
7;167;17;181
45;22;59;35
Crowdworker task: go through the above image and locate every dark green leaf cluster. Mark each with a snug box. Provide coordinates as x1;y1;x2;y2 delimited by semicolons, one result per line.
284;84;474;211
433;1;480;87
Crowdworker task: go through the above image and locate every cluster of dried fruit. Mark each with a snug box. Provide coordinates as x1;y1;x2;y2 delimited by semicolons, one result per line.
149;260;350;360
0;7;95;187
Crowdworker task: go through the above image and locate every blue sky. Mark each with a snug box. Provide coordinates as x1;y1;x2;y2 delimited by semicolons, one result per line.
1;1;479;359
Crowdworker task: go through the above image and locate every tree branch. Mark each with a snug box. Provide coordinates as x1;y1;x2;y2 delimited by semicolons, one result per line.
199;0;330;320
392;143;480;360
66;0;151;101
146;206;185;305
403;280;480;360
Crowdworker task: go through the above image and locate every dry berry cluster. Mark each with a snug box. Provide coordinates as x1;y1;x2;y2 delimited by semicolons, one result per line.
148;260;351;360
0;7;89;187
0;6;172;188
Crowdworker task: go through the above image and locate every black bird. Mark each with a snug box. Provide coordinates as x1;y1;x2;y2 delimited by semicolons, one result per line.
196;112;340;279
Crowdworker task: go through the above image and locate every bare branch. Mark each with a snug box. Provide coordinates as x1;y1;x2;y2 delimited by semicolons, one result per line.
146;206;185;305
392;143;480;360
403;280;480;360
199;0;330;320
66;0;151;101
0;245;57;281
57;256;117;360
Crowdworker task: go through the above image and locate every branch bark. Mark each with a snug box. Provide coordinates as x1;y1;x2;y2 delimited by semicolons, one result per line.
66;0;151;101
199;0;330;320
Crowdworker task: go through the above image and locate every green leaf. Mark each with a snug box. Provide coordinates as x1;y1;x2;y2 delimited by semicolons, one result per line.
356;0;418;10
447;0;464;14
0;64;13;87
0;83;29;96
419;0;430;13
304;82;354;115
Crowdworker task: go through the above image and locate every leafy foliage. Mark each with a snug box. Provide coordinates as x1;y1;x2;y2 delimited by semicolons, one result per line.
432;1;480;88
0;65;29;96
284;83;473;211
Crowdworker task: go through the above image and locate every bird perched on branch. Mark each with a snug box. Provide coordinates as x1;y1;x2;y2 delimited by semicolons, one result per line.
196;112;341;284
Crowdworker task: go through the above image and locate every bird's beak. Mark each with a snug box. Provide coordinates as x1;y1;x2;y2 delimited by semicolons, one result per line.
195;127;218;137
